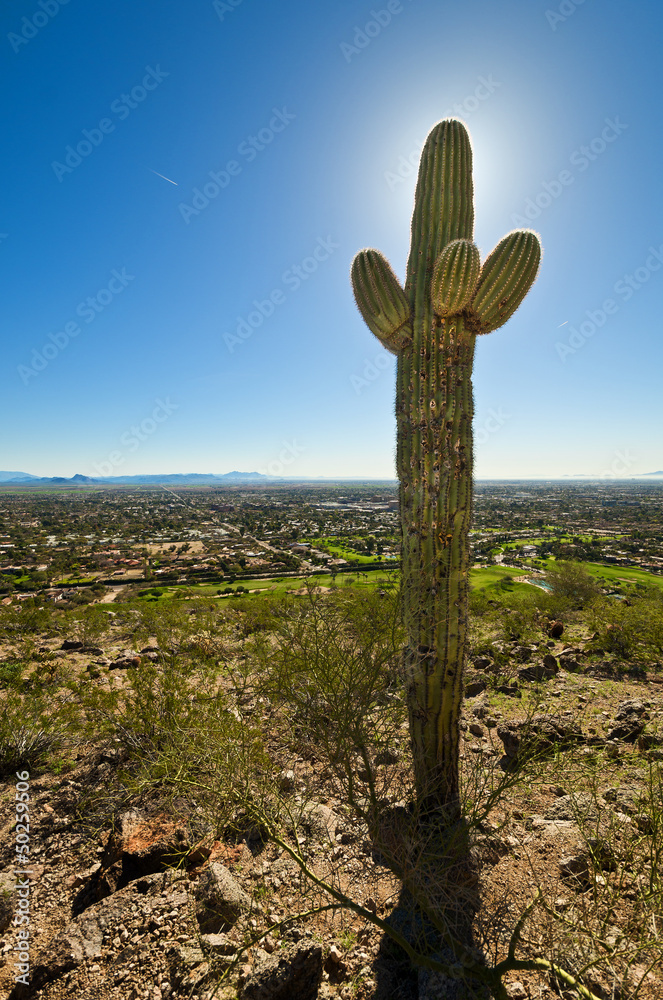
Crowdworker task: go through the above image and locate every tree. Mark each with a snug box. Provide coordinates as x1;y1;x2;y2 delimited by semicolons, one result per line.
545;560;600;608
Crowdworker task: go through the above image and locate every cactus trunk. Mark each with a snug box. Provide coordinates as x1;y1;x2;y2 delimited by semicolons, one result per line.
351;118;541;816
397;313;475;811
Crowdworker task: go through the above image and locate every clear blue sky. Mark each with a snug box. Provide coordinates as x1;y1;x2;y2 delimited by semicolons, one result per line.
2;0;662;479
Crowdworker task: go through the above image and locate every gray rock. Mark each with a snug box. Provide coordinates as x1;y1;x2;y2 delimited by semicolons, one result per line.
607;699;649;742
497;715;584;763
200;932;236;954
558;843;616;885
29;907;103;987
8;872;173;994
496;683;521;698
109;654;142;670
178;944;206;967
559;854;590;881
517;660;557;682
465;679;487;698
529;815;578;839
300;803;338;843
278;769;296;792
602;783;642;815
241;942;323;1000
635;813;654;834
513;645;532;662
544;793;598;823
194;862;251;932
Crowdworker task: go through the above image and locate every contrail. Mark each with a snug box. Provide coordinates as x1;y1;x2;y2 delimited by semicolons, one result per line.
557;321;568;327
148;168;178;186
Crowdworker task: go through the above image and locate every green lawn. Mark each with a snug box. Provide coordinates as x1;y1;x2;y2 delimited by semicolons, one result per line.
305;537;387;565
496;533;619;553
136;572;397;601
470;566;531;591
581;562;663;591
497;538;544;552
487;554;663;591
135;563;528;601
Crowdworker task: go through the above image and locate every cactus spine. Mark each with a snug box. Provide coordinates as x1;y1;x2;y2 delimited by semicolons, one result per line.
352;119;541;813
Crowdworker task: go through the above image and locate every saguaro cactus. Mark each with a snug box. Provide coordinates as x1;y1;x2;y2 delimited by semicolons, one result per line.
351;119;541;813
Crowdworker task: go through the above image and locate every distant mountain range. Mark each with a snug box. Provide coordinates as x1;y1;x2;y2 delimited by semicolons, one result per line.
98;472;271;485
1;470;662;487
0;471;40;482
0;472;100;485
0;471;271;486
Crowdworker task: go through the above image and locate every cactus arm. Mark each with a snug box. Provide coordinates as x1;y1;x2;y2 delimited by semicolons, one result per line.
471;230;542;333
431;239;481;317
351;249;413;354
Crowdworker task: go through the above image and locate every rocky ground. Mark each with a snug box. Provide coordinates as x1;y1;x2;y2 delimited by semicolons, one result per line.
1;621;662;1000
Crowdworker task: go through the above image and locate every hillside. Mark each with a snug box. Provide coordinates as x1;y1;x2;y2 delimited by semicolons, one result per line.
0;577;661;1000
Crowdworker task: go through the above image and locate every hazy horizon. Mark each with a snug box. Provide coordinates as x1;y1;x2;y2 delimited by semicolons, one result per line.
2;470;663;485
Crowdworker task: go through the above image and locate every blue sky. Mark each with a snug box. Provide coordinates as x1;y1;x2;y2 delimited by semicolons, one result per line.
2;0;662;479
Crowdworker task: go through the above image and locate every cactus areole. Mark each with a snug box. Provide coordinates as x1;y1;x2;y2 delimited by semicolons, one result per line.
351;119;541;813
